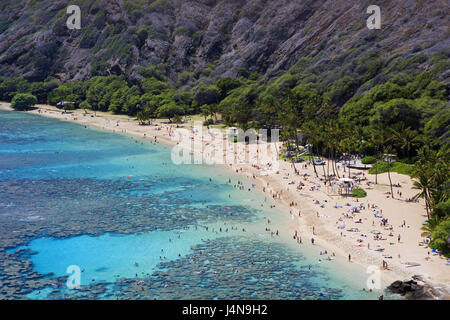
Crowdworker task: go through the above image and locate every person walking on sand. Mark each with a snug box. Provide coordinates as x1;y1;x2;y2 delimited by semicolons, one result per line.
348;254;351;262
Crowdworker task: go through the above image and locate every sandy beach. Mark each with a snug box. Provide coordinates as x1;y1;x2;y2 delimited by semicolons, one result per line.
2;102;449;297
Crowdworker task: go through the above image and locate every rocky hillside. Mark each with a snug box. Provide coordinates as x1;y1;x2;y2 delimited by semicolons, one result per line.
0;0;448;87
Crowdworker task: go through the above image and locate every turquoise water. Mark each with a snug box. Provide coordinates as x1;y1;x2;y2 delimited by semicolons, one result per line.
19;230;222;286
0;110;388;300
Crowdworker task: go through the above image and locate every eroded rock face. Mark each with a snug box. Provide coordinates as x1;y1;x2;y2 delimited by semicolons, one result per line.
387;276;450;300
0;0;448;84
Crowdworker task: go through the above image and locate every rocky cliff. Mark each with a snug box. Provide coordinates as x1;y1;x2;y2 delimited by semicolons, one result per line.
0;0;448;87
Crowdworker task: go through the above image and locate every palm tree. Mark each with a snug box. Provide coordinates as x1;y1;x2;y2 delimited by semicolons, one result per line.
420;217;440;237
301;120;321;178
327;120;342;181
383;146;396;199
370;125;392;184
368;131;381;184
412;174;433;219
429;147;450;206
411;146;449;218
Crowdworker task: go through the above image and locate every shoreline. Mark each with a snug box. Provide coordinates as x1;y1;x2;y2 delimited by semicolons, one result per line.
1;102;449;298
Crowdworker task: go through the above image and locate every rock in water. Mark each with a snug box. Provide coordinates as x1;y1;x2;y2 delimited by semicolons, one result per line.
388;276;450;300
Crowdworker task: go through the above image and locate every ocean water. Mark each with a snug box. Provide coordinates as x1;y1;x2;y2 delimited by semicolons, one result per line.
0;110;390;300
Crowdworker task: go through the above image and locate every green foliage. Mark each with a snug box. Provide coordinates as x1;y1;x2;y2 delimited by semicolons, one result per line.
0;77;30;101
139;65;166;80
109;85;141;115
248;72;261;81
79;100;91;111
384;54;428;74
351;188;367;198
215;78;242;99
156;102;184;121
370;98;421;129
428;218;450;257
11;93;37;111
48;81;87;106
237;67;250;79
412;146;449;214
425;107;450;146
361;156;377;164
174;26;192;37
85;76;127;112
141;78;171;95
202;63;217;77
29;80;59;104
149;0;172;12
324;75;360;107
194;85;221;107
219;84;257;129
431;199;450;222
124;0;148;22
338;71;447;129
369;161;414;176
177;71;193;86
137;107;152;125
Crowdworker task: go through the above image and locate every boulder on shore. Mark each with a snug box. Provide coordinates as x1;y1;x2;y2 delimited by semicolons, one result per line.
387;275;449;300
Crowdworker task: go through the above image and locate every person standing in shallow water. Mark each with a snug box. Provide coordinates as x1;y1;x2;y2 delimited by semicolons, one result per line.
348;254;351;262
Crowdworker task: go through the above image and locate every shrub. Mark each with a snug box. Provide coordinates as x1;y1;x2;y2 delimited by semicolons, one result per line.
429;219;450;257
351;188;367;198
149;0;171;12
368;161;413;176
361;156;377;164
249;72;261;81
174;26;192;37
11;93;37;111
237;67;250;78
137;108;151;125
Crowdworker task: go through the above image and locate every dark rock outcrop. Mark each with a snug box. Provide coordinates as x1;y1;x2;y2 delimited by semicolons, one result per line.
388;275;450;300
